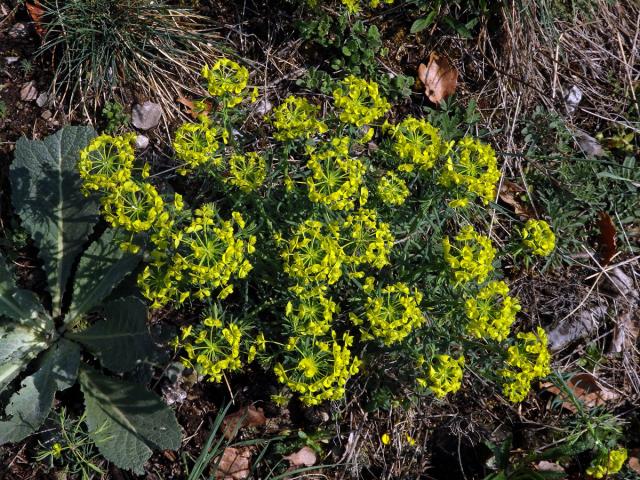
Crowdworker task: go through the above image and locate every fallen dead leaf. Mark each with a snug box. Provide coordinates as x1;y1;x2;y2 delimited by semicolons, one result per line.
214;446;252;480
628;449;640;474
536;460;565;473
284;446;317;468
417;52;458;104
597;212;617;266
177;96;211;119
547;306;607;352
542;372;620;412
222;405;266;440
25;1;45;38
498;180;535;218
20;81;38;102
575;130;605;157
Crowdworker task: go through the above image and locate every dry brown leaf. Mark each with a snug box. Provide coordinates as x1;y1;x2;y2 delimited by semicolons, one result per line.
417;52;458;104
214;446;252;480
498;180;535;218
222;405;266;440
628;449;640;474
284;446;317;467
597;211;617;266
25;1;45;38
177;96;211;119
610;308;640;354
542;373;619;412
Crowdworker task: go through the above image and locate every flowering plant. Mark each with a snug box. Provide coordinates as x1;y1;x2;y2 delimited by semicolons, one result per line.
79;60;556;408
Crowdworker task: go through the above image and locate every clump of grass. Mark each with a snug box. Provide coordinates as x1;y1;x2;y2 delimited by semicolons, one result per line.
37;0;223;111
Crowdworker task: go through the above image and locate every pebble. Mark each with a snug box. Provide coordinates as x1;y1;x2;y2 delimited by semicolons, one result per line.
5;56;19;65
255;99;272;115
131;101;162;130
135;134;149;150
20;81;38;101
41;110;52;121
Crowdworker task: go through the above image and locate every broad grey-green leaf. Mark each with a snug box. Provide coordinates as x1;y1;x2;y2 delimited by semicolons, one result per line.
79;368;181;474
0;339;80;444
0;322;52;392
0;255;48;327
66;229;141;325
67;297;154;373
11;126;98;317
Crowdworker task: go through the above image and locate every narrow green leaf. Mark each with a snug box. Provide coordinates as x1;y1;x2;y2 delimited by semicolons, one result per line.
0;255;49;327
0;339;80;444
79;367;182;474
67;297;154;373
66;229;140;325
11;126;98;316
410;11;437;34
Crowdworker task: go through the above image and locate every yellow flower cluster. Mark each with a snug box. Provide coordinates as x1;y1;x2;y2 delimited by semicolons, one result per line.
273;331;361;406
387;117;448;173
226;152;267;192
440;137;500;208
465;281;521;342
350;281;424;346
280;219;345;286
586;448;628;479
272;96;328;142
173;312;263;383
101;180;166;234
419;354;465;398
341;0;394;13
173;116;227;175
443;225;496;285
202;58;249;107
500;327;551;402
340;208;394;272
333;75;391;127
285;286;338;336
306;137;366;211
78;133;136;192
521;219;555;256
377;171;410;206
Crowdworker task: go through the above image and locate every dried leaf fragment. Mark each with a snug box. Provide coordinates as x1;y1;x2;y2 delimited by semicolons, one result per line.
284;446;317;467
25;1;46;38
597;211;617;266
536;460;565;473
222;405;266;440
177;96;211;119
418;52;458;104
214;446;252;480
498;180;535;218
20;81;38;102
542;373;619;412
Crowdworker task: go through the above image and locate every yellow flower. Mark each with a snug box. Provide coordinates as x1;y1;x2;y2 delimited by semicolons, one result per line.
333;76;390;127
351;281;424;346
387;117;446;173
465;281;521;342
227;152;267;192
586;448;627;479
521;219;555;256
173;117;225;174
381;433;391;445
439;136;500;207
377;171;410;205
101;180;165;233
443;225;496;285
340;208;394;272
500;327;551;402
306;137;365;211
427;354;465;398
78;133;136;193
202;58;248;107
271;96;328;142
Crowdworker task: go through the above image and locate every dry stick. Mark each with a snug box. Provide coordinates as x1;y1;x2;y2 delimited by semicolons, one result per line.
584;255;640;281
551;33;563;100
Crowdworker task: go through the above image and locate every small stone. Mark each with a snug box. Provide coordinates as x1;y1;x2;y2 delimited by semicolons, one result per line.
41;110;52;121
9;22;27;39
5;57;19;65
255;99;272;116
0;4;10;17
135;134;149;150
131;101;162;130
36;92;49;107
564;85;582;115
575;130;605;157
20;81;38;101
